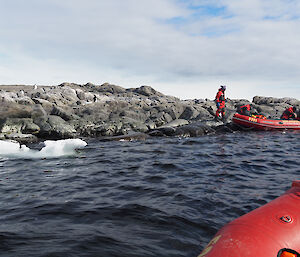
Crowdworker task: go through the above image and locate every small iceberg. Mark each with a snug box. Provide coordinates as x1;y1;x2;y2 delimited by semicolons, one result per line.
0;139;87;159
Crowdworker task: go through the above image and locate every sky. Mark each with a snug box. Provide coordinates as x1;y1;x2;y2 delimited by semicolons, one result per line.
0;0;300;100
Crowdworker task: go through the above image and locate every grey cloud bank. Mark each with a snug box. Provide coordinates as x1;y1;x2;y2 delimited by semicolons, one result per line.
0;0;299;100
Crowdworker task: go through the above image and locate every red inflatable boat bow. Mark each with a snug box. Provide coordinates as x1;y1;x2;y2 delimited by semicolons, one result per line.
198;181;300;257
232;113;300;130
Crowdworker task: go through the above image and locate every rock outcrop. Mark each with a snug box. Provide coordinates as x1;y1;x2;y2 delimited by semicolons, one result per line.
0;83;299;143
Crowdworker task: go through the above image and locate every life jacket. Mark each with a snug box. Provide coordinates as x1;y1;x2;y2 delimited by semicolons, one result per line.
281;107;295;120
241;104;251;111
237;104;251;115
252;114;267;119
215;90;225;104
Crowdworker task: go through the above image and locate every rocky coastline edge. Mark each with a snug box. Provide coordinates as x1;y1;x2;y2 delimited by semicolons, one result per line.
0;82;299;143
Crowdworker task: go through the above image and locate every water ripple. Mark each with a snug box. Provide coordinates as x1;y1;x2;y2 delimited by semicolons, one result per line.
0;131;299;256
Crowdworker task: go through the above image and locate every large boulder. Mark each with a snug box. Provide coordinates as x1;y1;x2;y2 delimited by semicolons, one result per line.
16;96;34;105
253;96;300;106
194;107;214;120
31;104;48;122
31;98;53;113
0;103;32;119
0;91;18;103
96;83;126;94
51;106;79;121
179;106;199;120
58;82;80;88
75;89;95;102
158;119;189;128
149;112;173;127
3;133;39;144
120;117;149;133
60;87;78;102
256;104;281;118
46;115;76;138
75;89;87;100
132;85;164;97
174;123;215;137
119;109;147;122
36;115;76;139
0;118;40;134
89;122;119;137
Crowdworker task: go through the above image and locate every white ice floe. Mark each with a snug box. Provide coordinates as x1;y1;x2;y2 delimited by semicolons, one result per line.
0;139;87;159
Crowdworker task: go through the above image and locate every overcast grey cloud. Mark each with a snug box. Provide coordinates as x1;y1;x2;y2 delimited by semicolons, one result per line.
0;0;299;99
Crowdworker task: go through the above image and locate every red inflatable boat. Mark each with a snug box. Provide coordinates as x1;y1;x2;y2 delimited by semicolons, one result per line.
232;113;300;130
198;181;300;257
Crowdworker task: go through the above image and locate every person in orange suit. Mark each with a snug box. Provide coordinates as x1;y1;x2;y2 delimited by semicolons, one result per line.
237;104;251;116
281;106;297;120
215;85;226;120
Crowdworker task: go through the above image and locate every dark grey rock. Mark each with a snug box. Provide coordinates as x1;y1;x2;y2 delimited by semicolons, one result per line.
149;112;173;127
97;83;126;94
179;106;199;120
158;119;189;128
174;123;215;137
36;115;76;139
0;103;32;119
131;85;164;97
3;133;39;144
51;106;79;121
119;109;147;122
0;118;40;135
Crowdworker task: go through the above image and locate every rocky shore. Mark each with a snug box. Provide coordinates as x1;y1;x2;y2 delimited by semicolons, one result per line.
0;82;299;143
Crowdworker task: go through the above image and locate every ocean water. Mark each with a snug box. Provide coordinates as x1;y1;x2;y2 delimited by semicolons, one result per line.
0;131;299;257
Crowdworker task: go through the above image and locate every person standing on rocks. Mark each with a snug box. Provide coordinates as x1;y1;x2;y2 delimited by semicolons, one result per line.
215;85;226;120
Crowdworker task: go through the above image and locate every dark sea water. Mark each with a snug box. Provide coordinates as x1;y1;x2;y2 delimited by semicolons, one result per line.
0;131;300;257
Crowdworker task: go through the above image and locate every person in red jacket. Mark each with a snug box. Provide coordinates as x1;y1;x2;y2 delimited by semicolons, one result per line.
281;106;297;120
237;104;251;116
215;85;226;119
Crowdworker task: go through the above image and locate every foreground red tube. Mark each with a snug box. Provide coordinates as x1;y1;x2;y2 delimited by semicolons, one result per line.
198;181;300;257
